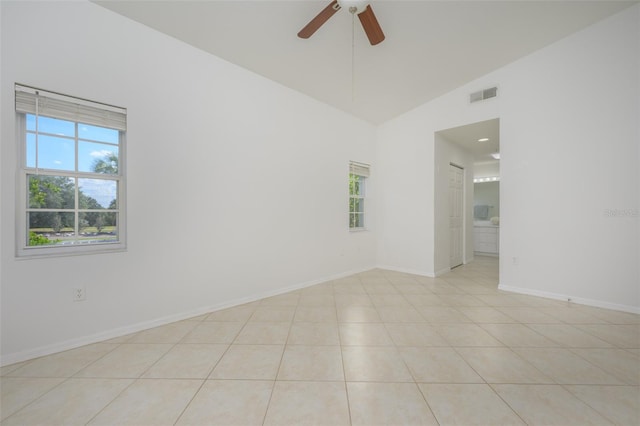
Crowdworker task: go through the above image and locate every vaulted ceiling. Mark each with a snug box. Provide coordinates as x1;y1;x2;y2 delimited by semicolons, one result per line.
94;0;637;124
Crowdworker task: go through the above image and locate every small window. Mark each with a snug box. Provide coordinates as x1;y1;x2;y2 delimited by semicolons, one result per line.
15;84;126;257
349;161;370;230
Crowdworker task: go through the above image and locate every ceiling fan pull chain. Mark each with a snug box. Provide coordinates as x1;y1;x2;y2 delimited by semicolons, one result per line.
352;9;356;102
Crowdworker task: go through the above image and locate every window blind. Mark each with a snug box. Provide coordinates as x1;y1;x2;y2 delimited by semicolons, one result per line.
15;84;126;131
349;161;370;177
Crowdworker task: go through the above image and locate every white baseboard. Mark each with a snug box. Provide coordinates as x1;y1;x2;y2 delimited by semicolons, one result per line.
433;267;451;277
498;283;640;314
474;251;498;258
1;266;375;367
375;264;436;278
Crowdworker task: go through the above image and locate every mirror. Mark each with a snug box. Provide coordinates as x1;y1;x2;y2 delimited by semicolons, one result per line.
474;181;499;221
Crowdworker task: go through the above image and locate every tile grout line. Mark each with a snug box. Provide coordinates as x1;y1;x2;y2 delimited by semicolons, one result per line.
261;294;299;426
339;275;354;426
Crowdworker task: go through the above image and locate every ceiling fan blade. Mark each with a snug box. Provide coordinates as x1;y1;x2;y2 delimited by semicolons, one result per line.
357;5;385;45
298;0;341;39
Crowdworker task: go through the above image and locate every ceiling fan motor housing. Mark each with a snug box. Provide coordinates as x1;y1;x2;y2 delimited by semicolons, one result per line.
337;0;371;14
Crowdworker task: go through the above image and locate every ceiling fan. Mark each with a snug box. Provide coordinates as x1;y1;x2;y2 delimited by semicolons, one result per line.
297;0;385;46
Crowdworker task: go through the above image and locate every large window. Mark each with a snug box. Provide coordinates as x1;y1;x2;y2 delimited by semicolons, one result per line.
15;84;126;256
349;161;370;230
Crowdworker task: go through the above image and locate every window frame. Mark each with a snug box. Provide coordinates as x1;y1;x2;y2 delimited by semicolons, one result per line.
15;85;127;258
349;161;370;232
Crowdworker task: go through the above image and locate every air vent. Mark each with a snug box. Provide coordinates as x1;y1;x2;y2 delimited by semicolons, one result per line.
470;87;498;103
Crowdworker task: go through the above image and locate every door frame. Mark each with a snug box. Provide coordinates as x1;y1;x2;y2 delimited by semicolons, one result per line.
449;163;465;269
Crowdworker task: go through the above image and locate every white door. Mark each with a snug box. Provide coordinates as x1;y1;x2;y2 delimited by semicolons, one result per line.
449;164;464;268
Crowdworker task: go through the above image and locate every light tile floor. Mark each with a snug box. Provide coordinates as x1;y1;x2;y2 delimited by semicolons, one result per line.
1;256;639;425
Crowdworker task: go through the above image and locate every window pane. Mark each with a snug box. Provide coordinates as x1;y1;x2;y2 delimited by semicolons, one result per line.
78;178;117;209
349;213;364;228
37;134;75;171
26;114;36;131
36;115;75;137
349;174;364;196
79;123;119;144
353;213;364;228
28;212;74;245
28;175;75;209
79;212;117;242
349;174;358;196
26;133;36;167
78;142;118;174
350;198;364;213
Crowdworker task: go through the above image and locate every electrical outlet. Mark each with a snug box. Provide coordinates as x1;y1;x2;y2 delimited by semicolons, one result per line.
73;287;86;302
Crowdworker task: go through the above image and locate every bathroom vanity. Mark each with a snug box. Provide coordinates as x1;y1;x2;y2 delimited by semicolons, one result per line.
474;221;499;256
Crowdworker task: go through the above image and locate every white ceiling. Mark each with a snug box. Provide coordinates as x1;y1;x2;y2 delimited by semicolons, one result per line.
94;0;637;124
438;118;499;163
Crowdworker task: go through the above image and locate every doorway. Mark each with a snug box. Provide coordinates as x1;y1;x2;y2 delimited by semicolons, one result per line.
434;118;500;276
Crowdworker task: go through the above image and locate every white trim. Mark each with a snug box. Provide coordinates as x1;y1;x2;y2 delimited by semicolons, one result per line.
474;251;498;258
498;283;640;314
349;160;370;177
376;264;437;278
0;265;375;367
433;267;452;277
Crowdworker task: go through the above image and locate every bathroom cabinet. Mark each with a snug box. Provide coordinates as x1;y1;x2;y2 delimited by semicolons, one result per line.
474;223;499;255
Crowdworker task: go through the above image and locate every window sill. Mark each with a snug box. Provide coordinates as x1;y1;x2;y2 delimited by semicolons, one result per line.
16;243;127;259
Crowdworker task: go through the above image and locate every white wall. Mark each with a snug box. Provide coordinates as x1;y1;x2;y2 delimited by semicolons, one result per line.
474;160;500;179
0;1;377;364
497;4;639;312
378;4;639;312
